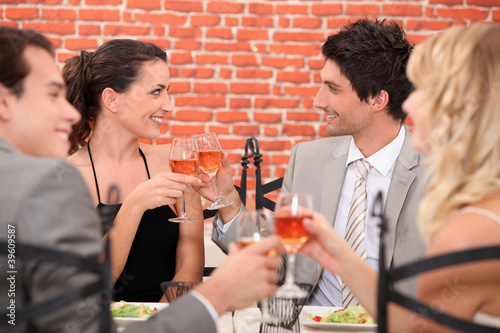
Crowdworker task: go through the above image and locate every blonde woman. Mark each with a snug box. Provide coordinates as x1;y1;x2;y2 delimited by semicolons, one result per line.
300;24;500;332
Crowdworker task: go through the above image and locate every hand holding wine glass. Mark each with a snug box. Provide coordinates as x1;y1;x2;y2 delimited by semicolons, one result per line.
274;193;313;298
168;137;199;223
195;132;233;210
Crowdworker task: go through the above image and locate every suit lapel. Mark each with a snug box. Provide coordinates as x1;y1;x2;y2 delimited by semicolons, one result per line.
320;137;350;227
383;127;419;266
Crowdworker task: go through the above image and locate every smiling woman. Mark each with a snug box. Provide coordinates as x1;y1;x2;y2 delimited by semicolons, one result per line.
62;40;205;302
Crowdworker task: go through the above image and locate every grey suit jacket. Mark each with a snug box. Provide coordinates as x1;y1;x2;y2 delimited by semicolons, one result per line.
0;137;216;333
283;128;427;297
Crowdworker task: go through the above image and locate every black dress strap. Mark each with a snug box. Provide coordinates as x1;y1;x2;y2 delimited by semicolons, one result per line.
88;143;151;205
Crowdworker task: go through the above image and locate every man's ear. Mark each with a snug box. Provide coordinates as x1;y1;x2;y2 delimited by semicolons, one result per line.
370;90;389;113
0;83;12;121
101;87;119;113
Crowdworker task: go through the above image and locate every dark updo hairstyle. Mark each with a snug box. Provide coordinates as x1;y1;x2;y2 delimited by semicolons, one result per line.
0;26;54;97
63;39;167;154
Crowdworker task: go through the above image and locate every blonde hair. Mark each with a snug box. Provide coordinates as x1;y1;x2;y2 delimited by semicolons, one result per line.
407;24;500;242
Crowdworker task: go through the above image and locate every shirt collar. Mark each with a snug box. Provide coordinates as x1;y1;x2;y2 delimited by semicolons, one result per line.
346;125;406;177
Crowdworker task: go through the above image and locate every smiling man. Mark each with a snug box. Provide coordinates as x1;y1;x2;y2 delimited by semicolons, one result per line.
282;19;427;307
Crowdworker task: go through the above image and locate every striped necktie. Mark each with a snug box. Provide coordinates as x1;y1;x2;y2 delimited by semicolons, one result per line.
343;159;371;307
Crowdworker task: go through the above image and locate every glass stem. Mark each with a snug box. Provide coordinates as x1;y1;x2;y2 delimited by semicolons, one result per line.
210;176;222;201
180;194;187;217
285;252;296;286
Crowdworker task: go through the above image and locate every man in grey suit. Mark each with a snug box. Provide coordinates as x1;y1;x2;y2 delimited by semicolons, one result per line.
211;19;426;308
0;26;282;332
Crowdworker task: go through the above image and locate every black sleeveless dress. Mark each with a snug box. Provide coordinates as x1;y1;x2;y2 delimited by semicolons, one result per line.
88;144;179;302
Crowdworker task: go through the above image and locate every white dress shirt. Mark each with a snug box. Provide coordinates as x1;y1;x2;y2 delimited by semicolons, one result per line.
309;126;406;307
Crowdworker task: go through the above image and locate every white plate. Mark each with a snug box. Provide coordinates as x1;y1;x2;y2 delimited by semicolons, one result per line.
111;302;168;328
299;306;377;331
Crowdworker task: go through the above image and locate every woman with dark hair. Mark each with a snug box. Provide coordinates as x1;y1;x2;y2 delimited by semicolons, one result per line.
63;39;204;302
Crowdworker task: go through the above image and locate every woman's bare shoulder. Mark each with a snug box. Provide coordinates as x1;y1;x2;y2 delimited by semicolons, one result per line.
138;142;172;173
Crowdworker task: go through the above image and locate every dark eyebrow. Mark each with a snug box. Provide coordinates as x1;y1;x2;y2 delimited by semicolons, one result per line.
324;80;341;89
152;84;167;90
48;81;65;90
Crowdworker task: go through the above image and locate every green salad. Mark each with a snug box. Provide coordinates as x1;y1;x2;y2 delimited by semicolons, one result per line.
110;301;158;319
308;305;376;324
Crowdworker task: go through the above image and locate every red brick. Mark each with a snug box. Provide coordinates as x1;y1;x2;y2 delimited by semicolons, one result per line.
209;126;230;135
218;138;248;149
273;31;325;42
279;17;290;28
139;138;153;144
135;13;187;25
6;8;39;20
153;26;165;37
346;5;380;16
80;9;119;21
242;16;274;27
308;59;325;70
282;124;315;137
327;18;351;29
170;52;193;65
206;27;233;39
303;98;314;109
225;16;239;26
249;2;273;15
232;54;258;67
220;68;232;79
46;36;62;48
174;39;202;51
58;52;78;63
23;22;75;35
169;27;202;38
287;111;320;121
0;0;25;4
194;82;227;94
79;24;100;35
165;0;203;12
383;5;423;17
270;44;321;56
311;4;343;16
262;56;304;69
406;19;454;31
170;124;206;136
236;69;272;79
27;0;62;4
175;96;226;108
196;54;228;65
436;8;489;20
493;10;500;21
254;43;268;53
181;68;215;79
276;71;310;84
230;83;269;95
42;9;76;20
191;14;221;26
65;38;98;50
254;112;282;123
264;126;278;137
293;17;322;29
259;140;292;151
230;98;251;108
216;111;250;123
169;81;190;94
284;86;319;97
174;110;213;122
233;125;260;136
139;39;170;49
207;2;245;14
85;0;122;4
276;4;308;14
127;0;160;10
429;0;462;4
273;85;282;96
104;25;150;36
272;154;290;164
467;0;500;6
255;98;300;109
205;42;252;52
313;72;321;84
407;34;433;45
237;28;268;41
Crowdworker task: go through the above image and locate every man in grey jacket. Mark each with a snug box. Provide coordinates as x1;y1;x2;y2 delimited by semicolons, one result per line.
0;26;282;332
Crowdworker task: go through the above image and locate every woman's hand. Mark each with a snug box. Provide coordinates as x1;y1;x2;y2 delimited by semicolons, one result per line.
125;171;203;212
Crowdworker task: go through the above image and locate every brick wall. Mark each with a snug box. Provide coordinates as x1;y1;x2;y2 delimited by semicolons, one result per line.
2;0;499;200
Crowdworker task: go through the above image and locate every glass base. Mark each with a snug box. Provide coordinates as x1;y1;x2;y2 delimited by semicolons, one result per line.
275;283;308;299
168;216;198;223
206;198;233;210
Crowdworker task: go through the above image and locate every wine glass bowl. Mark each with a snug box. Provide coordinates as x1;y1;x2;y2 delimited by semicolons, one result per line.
168;137;199;223
195;133;233;210
274;193;313;298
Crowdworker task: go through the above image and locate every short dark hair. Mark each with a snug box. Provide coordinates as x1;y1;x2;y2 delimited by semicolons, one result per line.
62;39;167;154
322;19;414;121
0;26;54;97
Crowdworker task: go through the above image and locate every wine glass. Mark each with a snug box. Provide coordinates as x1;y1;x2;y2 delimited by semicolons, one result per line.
274;193;313;298
168;137;199;223
195;132;233;210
